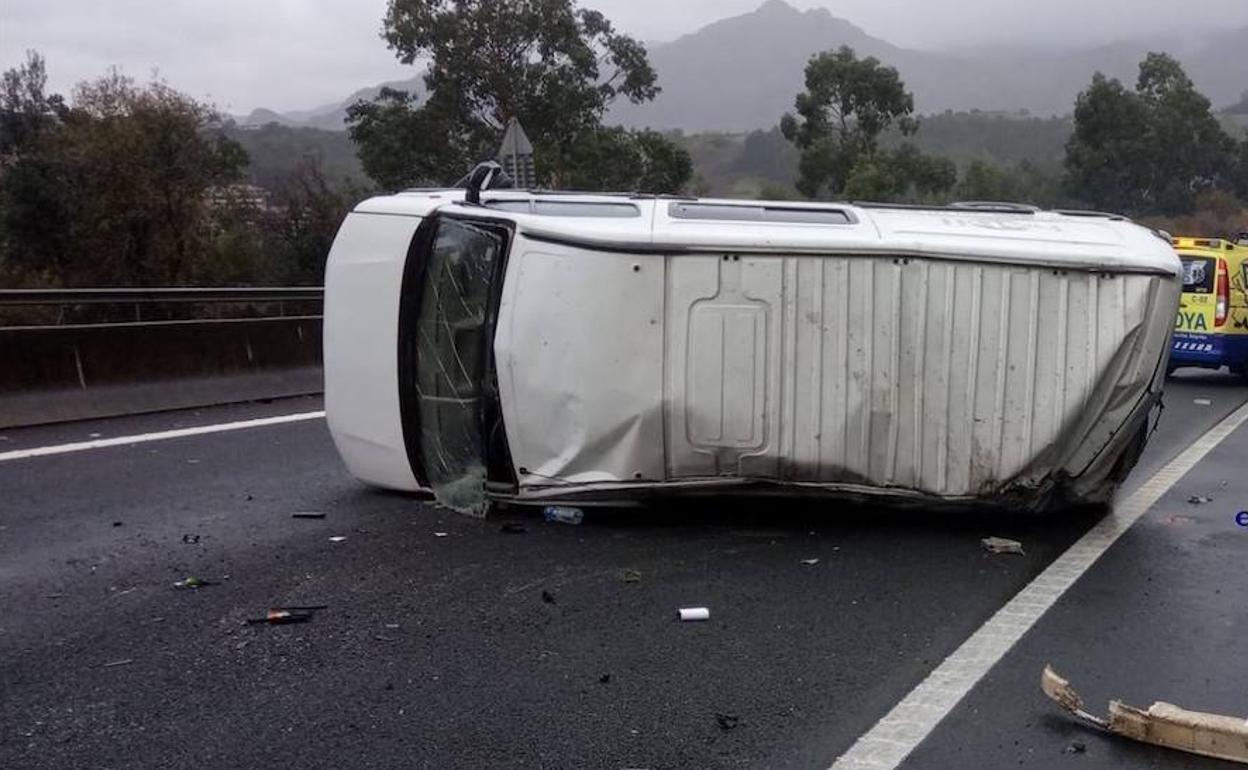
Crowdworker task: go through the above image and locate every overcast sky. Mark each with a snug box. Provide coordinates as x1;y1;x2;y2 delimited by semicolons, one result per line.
3;0;1246;114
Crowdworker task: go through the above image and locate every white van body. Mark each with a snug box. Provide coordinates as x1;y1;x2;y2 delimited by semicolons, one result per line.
324;191;1180;512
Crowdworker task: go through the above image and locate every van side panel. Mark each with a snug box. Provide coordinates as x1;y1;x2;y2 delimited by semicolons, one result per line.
494;240;667;485
496;246;1172;499
323;212;422;492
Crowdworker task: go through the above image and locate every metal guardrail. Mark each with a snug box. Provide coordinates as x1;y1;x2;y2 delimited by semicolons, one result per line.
0;287;325;329
0;287;323;306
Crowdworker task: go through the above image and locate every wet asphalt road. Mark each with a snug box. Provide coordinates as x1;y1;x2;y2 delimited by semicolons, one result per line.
0;372;1245;770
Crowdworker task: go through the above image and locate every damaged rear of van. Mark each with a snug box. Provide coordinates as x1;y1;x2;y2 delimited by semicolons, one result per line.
323;189;1180;513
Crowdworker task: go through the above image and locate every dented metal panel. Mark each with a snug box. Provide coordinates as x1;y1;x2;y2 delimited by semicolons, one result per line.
510;252;1167;498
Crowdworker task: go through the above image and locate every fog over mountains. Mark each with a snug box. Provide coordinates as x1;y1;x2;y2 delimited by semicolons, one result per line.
241;0;1247;132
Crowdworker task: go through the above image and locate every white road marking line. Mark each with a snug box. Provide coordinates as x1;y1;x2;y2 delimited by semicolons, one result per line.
0;411;326;463
829;399;1248;770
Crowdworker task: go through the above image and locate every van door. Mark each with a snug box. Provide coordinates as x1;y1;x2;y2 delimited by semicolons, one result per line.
397;215;513;511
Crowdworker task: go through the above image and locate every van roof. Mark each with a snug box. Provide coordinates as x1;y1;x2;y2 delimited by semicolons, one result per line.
353;189;1180;276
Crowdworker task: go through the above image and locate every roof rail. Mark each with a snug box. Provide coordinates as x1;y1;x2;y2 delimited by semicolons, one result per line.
950;201;1040;213
1052;209;1128;221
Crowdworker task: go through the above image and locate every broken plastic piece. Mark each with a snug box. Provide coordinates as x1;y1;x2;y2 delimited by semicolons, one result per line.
328;536;347;542
173;576;216;589
1187;495;1214;505
801;558;820;566
247;608;317;625
1042;665;1248;764
621;568;642;583
981;536;1025;555
1195;398;1213;406
543;506;584;525
679;607;710;622
433;532;449;538
292;511;326;519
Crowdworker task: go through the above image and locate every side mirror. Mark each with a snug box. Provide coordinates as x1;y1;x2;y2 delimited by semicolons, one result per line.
462;161;514;205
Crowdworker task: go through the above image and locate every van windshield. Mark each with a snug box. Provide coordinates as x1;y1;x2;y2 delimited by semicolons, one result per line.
1180;256;1216;294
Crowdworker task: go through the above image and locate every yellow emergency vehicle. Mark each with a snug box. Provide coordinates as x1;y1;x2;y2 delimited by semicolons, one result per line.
1169;234;1248;379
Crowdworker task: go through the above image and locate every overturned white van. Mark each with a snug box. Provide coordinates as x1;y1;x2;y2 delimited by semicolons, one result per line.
323;181;1180;513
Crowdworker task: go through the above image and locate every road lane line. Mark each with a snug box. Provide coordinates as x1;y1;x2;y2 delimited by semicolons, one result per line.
829;399;1248;770
0;411;326;462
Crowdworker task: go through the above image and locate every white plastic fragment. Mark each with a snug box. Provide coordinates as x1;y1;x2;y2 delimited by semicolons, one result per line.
328;536;347;543
433;532;449;538
678;607;710;622
981;536;1025;555
800;558;820;566
1043;665;1248;764
1195;398;1213;406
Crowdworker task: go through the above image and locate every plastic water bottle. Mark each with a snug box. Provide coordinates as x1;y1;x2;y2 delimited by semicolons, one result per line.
543;506;584;525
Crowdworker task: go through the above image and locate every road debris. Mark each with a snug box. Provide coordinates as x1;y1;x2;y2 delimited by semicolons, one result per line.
543;506;584;525
173;576;216;589
981;536;1025;555
679;607;710;622
328;536;347;543
1194;398;1213;406
292;511;326;519
715;713;741;731
1065;740;1087;754
499;522;527;534
102;658;133;668
1187;495;1214;505
800;558;820;566
621;568;642;583
181;534;200;544
541;590;557;604
1042;665;1248;764
112;521;123;527
599;673;612;684
246;605;326;625
434;532;449;538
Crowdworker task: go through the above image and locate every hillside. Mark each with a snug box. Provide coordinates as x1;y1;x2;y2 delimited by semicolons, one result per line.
243;2;1244;133
222;122;368;190
609;0;1247;130
238;76;425;131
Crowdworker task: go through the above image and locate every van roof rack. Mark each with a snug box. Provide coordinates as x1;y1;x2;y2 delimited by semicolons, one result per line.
1052;209;1128;221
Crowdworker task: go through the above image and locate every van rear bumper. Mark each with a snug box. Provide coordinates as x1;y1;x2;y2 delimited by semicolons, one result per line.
1170;332;1248;369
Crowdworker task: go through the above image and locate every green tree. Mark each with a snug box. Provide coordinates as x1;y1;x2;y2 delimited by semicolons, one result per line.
1234;135;1248;202
1065;54;1235;215
3;70;248;286
780;46;918;198
956;160;1018;201
266;157;363;284
1;52;71;284
0;51;66;156
553;127;692;192
842;144;956;202
349;0;689;192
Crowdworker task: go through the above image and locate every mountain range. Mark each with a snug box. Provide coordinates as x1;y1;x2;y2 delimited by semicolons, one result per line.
240;0;1247;133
